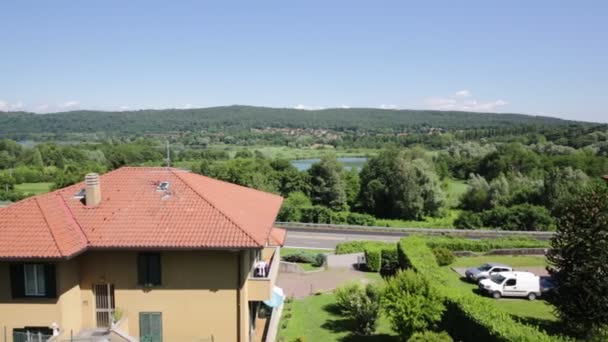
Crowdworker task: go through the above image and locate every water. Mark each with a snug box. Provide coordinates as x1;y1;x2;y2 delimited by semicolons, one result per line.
291;157;368;172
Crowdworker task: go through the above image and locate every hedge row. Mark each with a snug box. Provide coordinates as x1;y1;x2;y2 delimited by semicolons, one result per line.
422;236;549;252
398;236;565;342
364;246;382;272
335;241;395;254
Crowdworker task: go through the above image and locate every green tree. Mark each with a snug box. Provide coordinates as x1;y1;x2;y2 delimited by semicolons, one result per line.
277;191;312;222
407;331;453;342
334;283;382;335
547;182;608;339
359;150;445;220
542;167;589;212
308;156;348;211
382;269;445;340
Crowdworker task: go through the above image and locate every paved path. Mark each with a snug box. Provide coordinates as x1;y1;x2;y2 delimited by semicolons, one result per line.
326;252;364;268
277;268;372;299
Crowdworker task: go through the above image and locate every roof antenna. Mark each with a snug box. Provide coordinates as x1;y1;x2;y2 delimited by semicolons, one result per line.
165;139;171;168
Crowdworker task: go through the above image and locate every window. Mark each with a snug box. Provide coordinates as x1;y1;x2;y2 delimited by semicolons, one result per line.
140;312;162;342
24;264;46;296
138;253;162;286
505;279;517;286
10;263;56;298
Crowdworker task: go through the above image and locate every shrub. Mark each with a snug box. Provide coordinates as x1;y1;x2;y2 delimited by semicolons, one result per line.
335;240;395;254
334;283;382;335
421;236;548;252
381;246;399;274
364;246;382;272
432;247;455;266
314;253;326;267
282;251;316;264
407;331;453;342
454;211;483;229
480;204;555;231
346;212;377;226
382;269;445;340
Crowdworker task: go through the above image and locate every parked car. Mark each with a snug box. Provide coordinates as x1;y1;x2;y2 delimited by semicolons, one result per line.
479;271;541;300
465;263;513;282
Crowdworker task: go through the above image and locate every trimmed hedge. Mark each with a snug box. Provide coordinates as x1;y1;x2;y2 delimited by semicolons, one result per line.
422;236;549;252
398;237;565;342
364;246;382;272
335;241;395;254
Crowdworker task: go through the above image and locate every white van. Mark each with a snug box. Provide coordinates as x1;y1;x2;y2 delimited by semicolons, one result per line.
478;271;541;300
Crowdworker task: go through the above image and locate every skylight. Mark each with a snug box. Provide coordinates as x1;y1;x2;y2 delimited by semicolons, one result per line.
156;182;170;191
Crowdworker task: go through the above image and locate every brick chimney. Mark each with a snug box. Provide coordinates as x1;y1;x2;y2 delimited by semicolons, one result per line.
85;173;102;206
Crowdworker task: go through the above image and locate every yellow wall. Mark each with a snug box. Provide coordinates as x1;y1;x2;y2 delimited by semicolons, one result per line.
0;260;80;341
0;248;269;342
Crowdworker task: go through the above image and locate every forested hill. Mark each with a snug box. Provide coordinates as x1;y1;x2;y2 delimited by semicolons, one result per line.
0;105;587;137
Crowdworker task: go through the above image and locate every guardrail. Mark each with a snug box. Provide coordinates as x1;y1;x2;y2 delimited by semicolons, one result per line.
274;222;555;240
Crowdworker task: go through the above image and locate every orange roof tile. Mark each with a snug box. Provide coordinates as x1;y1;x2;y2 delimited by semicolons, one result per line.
268;227;287;246
0;167;283;259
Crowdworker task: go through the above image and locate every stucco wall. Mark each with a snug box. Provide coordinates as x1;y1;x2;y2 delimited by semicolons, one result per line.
0;260;80;342
77;250;242;342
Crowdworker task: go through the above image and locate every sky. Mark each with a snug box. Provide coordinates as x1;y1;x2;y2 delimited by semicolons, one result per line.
0;1;606;122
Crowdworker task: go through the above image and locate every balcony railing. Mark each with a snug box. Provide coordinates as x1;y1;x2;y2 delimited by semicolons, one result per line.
248;246;280;301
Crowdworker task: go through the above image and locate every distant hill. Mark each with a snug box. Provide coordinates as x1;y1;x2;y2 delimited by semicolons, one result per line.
0;105;589;138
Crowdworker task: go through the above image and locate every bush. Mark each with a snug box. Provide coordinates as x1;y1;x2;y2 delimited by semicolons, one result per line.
382;269;445;340
407;331;453;342
282;251;316;264
432;247;455;266
364;246;382;272
334;283;382;335
381;246;399;274
335;240;395;254
454;211;483;229
421;236;548;252
346;212;377;226
314;253;326;267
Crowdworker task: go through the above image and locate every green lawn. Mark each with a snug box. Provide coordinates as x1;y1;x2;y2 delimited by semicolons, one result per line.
278;293;397;342
445;179;468;208
452;255;549;268
14;182;53;195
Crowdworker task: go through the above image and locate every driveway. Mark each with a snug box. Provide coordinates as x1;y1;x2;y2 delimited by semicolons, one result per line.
277;268;372;299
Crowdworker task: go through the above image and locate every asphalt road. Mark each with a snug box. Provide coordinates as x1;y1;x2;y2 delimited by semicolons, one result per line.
284;230;402;249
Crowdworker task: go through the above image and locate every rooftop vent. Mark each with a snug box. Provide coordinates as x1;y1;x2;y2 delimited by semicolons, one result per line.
85;173;102;206
156;182;170;191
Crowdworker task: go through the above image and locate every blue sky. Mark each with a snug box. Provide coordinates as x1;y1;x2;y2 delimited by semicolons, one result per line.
0;1;606;122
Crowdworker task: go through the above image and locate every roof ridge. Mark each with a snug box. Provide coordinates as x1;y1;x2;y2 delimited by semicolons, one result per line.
34;197;64;257
170;169;263;246
56;193;90;246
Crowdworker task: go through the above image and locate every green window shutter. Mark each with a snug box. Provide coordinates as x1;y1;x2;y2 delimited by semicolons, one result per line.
44;264;57;298
9;264;25;298
12;330;27;342
140;312;162;342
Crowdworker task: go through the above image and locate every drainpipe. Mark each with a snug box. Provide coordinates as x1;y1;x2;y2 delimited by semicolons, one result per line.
236;251;242;342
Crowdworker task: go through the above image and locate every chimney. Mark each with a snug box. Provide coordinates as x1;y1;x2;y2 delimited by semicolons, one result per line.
85;173;102;206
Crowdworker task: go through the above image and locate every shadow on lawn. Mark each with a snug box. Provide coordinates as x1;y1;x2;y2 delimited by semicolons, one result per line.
321;304;399;342
515;316;564;337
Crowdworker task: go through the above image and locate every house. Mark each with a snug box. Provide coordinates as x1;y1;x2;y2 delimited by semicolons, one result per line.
0;167;285;342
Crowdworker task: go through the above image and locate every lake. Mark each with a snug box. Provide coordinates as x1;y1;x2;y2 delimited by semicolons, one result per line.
291;157;368;171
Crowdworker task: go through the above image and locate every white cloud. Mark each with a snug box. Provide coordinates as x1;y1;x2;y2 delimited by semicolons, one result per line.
340;104;350;109
0;100;25;111
294;104;325;110
454;90;472;98
379;104;398;110
424;91;508;112
183;103;193;109
59;100;80;109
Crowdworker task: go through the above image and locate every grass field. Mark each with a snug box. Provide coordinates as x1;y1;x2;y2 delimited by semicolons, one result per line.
452;255;549;268
14;182;53;195
209;144;378;160
278;293;397;342
445;179;468;208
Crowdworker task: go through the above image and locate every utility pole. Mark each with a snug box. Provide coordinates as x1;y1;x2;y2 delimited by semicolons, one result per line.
166;140;171;167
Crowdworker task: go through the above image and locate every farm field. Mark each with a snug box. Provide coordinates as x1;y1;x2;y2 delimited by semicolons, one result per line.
14;182;53;195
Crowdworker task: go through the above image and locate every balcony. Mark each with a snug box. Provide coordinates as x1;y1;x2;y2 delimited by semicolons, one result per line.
248;246;280;301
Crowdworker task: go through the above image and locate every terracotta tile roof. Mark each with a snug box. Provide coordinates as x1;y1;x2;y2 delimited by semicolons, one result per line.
268;227;287;246
0;167;283;259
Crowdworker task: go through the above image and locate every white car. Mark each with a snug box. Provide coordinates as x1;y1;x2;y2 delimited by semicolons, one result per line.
465;263;513;282
479;271;542;300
